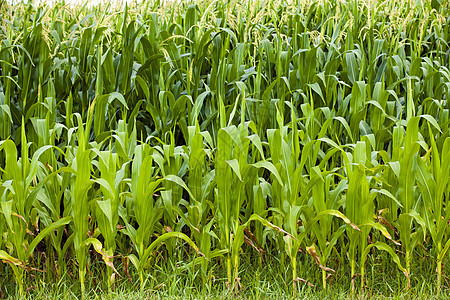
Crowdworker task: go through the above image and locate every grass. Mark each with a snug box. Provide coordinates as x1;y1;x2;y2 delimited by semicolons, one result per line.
1;248;450;298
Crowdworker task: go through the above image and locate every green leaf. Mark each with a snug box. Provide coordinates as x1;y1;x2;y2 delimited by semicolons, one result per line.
362;242;406;273
142;232;202;265
26;216;73;258
226;159;242;181
252;161;283;186
165;174;195;201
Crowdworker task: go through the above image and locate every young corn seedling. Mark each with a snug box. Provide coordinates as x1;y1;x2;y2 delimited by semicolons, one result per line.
92;149;126;290
67;114;95;297
152;132;187;256
182;123;217;284
415;130;450;291
31;121;72;277
215;124;250;290
345;141;405;293
123;143;201;290
394;117;428;288
0;123;71;296
307;168;359;290
216;119;287;291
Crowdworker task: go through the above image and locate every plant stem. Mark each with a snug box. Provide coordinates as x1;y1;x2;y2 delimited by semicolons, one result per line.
437;257;442;293
351;258;355;294
323;269;327;290
405;249;410;290
292;255;297;295
79;268;85;300
18;269;24;297
361;259;365;292
227;254;232;289
139;270;144;291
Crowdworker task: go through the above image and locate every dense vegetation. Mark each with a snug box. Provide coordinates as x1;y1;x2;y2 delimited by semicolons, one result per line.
0;0;449;298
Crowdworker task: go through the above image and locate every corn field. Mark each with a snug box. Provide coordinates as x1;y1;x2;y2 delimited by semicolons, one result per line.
0;0;449;298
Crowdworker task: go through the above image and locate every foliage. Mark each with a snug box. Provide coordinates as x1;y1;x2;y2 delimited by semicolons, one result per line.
0;0;449;297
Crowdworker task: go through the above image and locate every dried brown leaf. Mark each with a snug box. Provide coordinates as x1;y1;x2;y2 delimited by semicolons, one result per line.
11;212;28;226
306;245;335;273
244;228;265;254
294;277;315;287
123;257;132;283
104;259;122;278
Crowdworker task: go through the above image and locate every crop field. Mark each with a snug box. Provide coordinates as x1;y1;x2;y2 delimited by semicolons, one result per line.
0;0;449;298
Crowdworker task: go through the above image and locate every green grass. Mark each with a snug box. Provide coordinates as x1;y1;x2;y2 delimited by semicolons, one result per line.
2;252;450;299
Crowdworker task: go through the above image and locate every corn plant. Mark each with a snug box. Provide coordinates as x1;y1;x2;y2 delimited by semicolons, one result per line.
183;123;217;284
0;123;71;295
122;143;201;289
92;149;125;289
345;141;406;292
416;132;450;291
67;114;95;297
